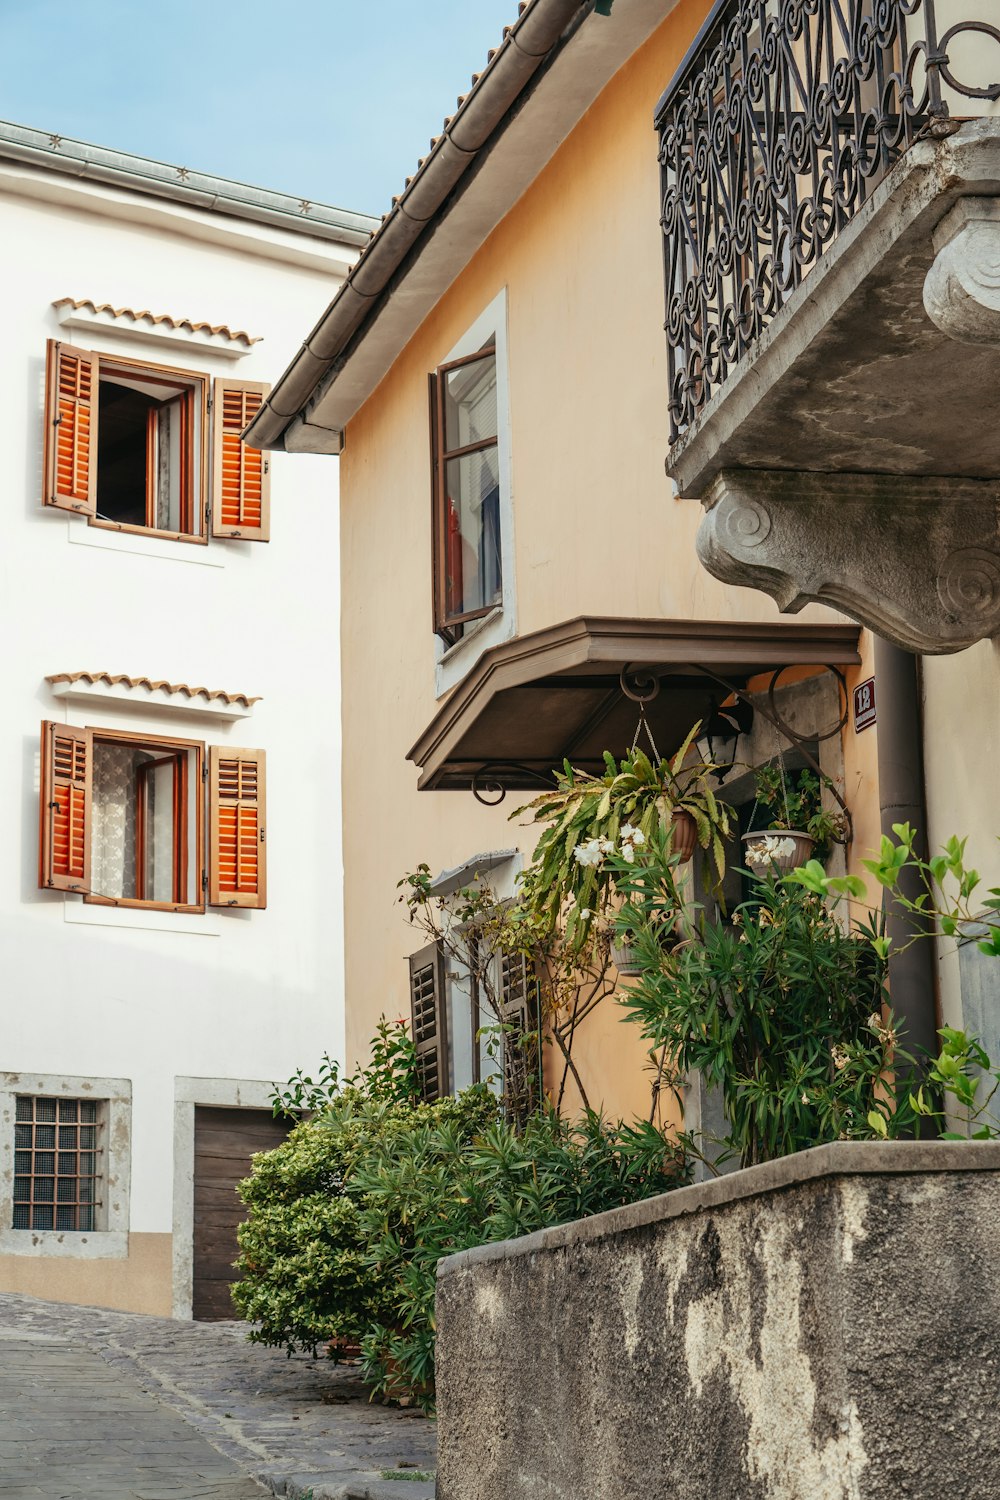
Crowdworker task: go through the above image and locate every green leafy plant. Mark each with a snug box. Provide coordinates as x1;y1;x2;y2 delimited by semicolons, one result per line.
615;843;916;1166
788;822;1000;958
352;1105;687;1407
270;1022;422;1119
514;724;733;950
270;1053;341;1118
233;1035;497;1359
911;1028;1000;1139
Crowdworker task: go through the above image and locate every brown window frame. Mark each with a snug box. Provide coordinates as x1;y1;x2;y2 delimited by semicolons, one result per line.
39;721;268;916
430;344;500;645
85;726;205;915
135;752;188;905
90;353;208;546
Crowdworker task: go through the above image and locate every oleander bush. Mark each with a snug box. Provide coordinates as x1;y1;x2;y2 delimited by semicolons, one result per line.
352;1105;687;1404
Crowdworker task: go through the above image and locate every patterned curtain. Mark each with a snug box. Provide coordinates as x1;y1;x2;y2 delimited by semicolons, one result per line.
91;744;139;898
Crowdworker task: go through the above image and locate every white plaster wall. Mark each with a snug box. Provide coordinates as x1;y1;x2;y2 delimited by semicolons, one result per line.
0;171;349;1237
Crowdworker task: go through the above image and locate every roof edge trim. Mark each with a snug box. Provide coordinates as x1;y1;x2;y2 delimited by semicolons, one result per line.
0;119;378;247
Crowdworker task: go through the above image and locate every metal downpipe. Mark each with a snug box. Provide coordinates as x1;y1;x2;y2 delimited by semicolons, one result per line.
873;636;938;1063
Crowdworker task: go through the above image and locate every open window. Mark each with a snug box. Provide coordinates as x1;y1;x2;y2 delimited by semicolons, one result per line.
430;341;501;645
39;722;266;912
43;341;270;544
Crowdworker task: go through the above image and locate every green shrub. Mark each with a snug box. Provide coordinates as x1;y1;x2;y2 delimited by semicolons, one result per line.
231;1076;498;1356
232;1022;687;1407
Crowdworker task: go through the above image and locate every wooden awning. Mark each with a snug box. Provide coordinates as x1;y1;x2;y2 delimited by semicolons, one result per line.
407;616;862;791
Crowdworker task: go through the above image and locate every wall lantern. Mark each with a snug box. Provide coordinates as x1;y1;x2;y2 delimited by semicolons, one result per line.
697;699;753;782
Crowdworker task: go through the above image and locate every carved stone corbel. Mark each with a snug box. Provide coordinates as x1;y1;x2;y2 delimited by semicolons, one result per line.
924;198;1000;345
697;470;1000;654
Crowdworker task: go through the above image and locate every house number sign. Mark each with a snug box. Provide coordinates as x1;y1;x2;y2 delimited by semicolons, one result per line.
853;677;876;733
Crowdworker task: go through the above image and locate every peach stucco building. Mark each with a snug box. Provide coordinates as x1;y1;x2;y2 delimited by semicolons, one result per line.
252;0;997;1120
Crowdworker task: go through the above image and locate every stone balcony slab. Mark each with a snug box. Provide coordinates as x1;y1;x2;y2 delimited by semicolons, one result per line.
667;122;1000;653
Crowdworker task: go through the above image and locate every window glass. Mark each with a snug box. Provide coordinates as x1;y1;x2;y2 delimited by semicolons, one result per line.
440;351;501;625
443;453;502;620
443;354;497;450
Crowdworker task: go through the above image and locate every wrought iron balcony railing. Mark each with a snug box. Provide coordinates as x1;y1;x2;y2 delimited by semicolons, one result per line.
655;0;1000;442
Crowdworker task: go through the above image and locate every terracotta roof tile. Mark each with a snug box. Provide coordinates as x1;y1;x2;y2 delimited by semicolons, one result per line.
46;672;261;707
52;298;262;345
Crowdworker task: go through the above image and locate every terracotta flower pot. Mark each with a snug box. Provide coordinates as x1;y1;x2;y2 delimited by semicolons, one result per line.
669;809;698;863
741;829;815;874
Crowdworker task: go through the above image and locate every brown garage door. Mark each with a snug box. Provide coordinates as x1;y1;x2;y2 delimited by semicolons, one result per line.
192;1105;290;1321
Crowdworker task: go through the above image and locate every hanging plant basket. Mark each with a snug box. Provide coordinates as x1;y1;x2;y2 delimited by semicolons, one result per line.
741;829;815;874
610;935;643;977
668;808;698;863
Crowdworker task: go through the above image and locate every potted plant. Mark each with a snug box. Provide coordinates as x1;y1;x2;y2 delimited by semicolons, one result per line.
742;764;847;874
514;722;733;954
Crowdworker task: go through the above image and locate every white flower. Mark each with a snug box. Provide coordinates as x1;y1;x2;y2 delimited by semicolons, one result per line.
746;834;796;866
573;839;605;869
597;836;614;855
620;843;636;864
579;908;592;920
801;1092;809;1105
620;824;645;847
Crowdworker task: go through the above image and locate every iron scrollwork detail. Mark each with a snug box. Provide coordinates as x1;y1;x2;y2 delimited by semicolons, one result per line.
471;763;557;806
656;0;1000;440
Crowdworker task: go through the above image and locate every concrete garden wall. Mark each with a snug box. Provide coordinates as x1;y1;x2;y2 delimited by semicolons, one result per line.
436;1142;1000;1499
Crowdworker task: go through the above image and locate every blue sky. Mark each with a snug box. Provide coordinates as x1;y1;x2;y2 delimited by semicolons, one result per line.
0;0;518;216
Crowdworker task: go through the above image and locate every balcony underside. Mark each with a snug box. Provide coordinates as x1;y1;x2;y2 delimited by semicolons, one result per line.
669;122;1000;654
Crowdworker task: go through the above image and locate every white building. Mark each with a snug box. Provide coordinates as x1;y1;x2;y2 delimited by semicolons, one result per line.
0;122;376;1318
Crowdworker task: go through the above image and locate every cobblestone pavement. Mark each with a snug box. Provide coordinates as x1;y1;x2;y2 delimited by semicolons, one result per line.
0;1294;436;1500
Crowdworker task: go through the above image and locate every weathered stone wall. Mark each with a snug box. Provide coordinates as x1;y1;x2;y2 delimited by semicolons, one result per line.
435;1143;1000;1499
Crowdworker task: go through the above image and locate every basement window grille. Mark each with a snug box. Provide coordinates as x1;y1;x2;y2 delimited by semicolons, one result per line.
13;1096;102;1232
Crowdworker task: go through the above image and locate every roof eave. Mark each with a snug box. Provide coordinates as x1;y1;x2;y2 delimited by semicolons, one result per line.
246;0;600;453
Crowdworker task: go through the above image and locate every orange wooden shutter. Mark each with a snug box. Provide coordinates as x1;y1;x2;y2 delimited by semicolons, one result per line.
211;379;271;541
408;943;449;1102
43;340;98;516
39;721;93;893
207;746;267;908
